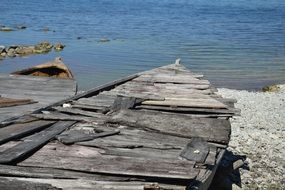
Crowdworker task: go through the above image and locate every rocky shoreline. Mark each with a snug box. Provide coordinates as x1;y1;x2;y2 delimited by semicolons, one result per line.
215;85;285;190
0;41;65;59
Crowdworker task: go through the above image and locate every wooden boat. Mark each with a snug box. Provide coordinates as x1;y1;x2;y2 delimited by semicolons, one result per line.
0;59;239;189
11;57;74;79
0;58;77;122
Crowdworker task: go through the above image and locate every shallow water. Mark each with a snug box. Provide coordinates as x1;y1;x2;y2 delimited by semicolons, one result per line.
0;0;285;90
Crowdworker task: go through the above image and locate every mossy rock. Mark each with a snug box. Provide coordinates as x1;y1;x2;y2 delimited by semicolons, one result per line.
262;84;280;92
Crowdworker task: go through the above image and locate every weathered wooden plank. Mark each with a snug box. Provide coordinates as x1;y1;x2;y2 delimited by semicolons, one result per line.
57;130;120;145
136;105;238;115
0;177;60;190
19;143;199;180
153;83;210;90
0;120;55;145
101;90;165;101
31;112;106;123
75;98;113;107
133;75;210;85
53;106;106;118
107;109;231;143
70;104;109;113
0;177;187;190
0;121;76;164
78;126;188;150
142;98;227;109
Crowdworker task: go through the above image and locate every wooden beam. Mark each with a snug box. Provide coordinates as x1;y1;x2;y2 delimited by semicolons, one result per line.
0;121;76;164
0;120;55;145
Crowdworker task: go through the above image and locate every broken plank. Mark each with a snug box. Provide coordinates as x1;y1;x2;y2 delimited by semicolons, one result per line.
142;98;227;109
53;106;106;118
1;177;187;190
19;144;199;180
0;121;76;164
107;109;231;143
57;130;120;145
136;105;238;115
31;112;106;123
0;120;55;145
0;164;134;181
133;76;210;85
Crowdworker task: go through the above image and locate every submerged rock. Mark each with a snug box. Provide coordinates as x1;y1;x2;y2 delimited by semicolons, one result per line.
262;84;280;92
16;25;27;30
0;26;13;32
54;43;65;51
99;38;110;43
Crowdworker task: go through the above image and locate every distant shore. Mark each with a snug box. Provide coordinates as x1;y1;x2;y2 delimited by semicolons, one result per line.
217;84;285;189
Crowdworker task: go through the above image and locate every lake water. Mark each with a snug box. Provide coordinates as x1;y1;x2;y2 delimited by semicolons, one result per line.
1;0;285;90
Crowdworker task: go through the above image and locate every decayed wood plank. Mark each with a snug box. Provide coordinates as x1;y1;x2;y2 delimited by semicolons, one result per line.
133;75;210;85
0;121;76;164
0;120;55;145
0;164;135;181
136;105;238;115
0;177;60;190
56;130;120;145
142;98;227;109
19;143;199;180
107;109;231;143
53;106;106;118
31;112;107;123
77;125;189;150
1;177;187;190
153;83;210;90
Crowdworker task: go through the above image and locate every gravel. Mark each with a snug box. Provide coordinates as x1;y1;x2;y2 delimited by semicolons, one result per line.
217;85;285;190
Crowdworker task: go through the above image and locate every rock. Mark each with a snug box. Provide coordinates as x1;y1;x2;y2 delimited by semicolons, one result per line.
34;41;53;53
262;84;280;92
15;46;34;55
7;49;16;57
0;52;6;57
99;38;110;43
0;26;13;32
54;43;65;51
77;36;82;40
16;25;27;30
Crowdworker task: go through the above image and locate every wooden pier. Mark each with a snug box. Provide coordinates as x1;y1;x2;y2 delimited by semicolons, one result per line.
0;60;239;190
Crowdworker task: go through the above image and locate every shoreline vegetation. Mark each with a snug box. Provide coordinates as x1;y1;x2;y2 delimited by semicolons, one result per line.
215;84;285;190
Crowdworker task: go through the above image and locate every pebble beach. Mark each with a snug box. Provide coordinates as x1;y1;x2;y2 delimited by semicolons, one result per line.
217;85;285;190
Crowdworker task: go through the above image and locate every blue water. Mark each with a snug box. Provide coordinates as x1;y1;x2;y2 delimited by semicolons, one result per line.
0;0;285;90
